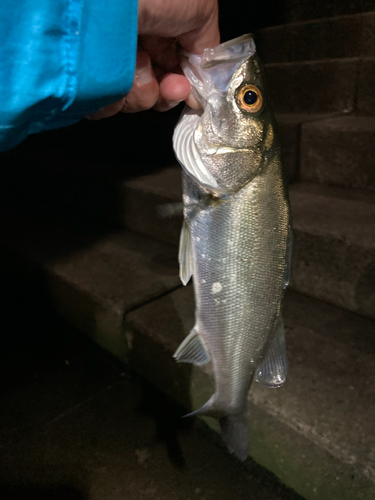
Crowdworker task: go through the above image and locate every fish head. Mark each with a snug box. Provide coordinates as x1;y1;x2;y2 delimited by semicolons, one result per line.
174;35;277;193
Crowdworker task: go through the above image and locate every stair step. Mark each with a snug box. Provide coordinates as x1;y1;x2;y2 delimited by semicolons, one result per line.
1;200;373;500
121;167;181;244
278;1;375;24
300;116;375;190
276;113;343;182
0;211;181;359
289;182;375;318
257;12;375;63
126;285;375;500
118;166;183;245
357;58;375;114
265;57;374;114
120;169;375;319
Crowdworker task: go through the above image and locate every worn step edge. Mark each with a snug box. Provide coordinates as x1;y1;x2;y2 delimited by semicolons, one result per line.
124;285;375;500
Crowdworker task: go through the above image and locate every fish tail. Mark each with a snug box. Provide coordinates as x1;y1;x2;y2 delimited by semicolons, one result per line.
183;396;249;461
219;413;248;461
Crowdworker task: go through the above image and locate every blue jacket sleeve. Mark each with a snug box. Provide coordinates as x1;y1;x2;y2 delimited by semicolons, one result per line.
0;0;138;151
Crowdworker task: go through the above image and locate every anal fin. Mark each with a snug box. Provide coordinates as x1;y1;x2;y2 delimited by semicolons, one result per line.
173;328;210;366
178;220;193;285
255;314;288;388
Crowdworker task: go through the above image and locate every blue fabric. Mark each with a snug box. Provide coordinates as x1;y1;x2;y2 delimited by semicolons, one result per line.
0;0;138;151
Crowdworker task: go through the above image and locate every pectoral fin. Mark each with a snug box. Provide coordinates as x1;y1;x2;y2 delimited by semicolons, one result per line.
255;314;288;388
283;229;293;290
156;202;184;218
178;220;193;285
173;328;210;366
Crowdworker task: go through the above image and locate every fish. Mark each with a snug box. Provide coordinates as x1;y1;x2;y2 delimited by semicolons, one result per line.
172;34;292;461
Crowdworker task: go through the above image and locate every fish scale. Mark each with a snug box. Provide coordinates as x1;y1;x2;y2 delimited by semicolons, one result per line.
173;35;291;460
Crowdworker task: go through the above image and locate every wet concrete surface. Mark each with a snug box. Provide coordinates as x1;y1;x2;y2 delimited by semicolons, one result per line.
0;271;304;500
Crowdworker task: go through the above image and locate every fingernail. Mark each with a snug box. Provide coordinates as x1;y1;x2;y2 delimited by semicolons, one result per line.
135;53;154;86
166;100;183;108
186;93;202;109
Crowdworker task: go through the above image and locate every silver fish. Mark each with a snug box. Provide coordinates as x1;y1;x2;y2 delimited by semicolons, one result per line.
172;34;292;461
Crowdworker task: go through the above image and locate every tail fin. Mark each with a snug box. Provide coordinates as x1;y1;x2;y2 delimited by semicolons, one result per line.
220;414;248;461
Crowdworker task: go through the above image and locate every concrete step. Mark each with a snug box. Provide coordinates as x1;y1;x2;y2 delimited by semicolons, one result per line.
257;12;375;63
1;203;374;500
300;116;375;190
0;211;181;360
357;58;375;114
265;57;375;114
120;169;375;319
276;113;343;182
289;182;375;318
126;285;375;500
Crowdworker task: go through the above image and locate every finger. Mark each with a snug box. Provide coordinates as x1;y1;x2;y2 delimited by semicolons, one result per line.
86;50;159;119
154;73;191;112
140;35;180;74
120;49;160;113
185;93;201;109
178;6;220;54
138;0;220;55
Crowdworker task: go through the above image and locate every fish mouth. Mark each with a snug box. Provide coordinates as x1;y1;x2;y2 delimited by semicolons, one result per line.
173;34;259;192
205;146;253;155
200;34;256;68
180;35;257;106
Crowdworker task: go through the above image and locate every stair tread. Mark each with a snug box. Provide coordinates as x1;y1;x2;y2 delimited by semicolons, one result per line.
126;284;375;499
289;182;375;249
302;115;375;130
257;12;375;63
124;166;181;198
0;210;181;358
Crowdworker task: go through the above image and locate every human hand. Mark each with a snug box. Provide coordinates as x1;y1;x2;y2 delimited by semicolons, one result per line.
87;0;219;119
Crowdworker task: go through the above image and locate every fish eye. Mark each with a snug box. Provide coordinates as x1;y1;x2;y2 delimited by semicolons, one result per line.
237;84;263;113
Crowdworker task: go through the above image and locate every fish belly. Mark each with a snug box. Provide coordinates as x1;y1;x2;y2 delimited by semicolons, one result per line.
184;161;290;416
